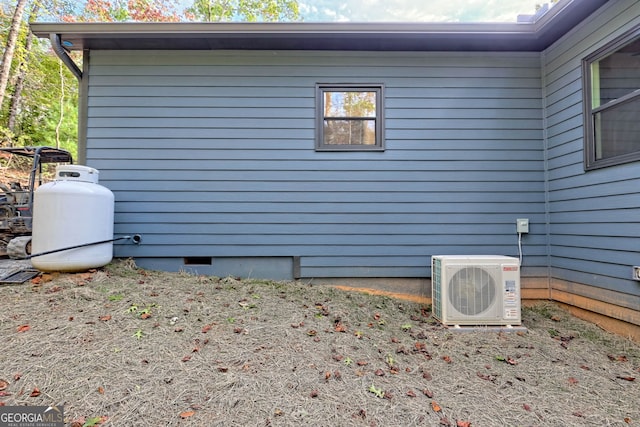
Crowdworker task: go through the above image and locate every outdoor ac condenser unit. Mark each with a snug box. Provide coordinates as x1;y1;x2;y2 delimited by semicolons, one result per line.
431;255;521;326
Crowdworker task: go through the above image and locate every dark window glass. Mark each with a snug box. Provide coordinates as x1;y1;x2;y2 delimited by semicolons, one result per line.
584;27;640;169
316;85;383;151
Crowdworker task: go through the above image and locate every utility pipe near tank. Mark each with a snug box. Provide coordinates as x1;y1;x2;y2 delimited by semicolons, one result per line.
26;234;142;261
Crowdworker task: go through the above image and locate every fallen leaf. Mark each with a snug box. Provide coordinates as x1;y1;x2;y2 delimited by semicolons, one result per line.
414;342;428;352
99;315;111;321
356;360;368;366
374;369;385;376
334;323;347;332
181;355;191;362
217;367;229;373
523;404;532;412
201;324;212;333
179;410;195;419
310;390;319;398
568;377;579;385
624;417;631;424
476;373;496;382
608;354;628;362
0;379;8;391
30;387;40;397
423;389;434;398
550;315;561;321
97;386;104;394
324;371;331;381
431;401;442;412
406;390;416;397
439;417;452;426
422;371;432;380
506;357;518;366
456;421;472;427
0;391;11;397
140;313;151;319
13;373;21;381
616;376;635;382
17;324;30;333
307;329;317;336
74;273;93;284
442;355;452;364
572;412;584;418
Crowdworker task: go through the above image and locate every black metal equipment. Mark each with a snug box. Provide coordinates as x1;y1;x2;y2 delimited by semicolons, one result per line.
0;146;73;258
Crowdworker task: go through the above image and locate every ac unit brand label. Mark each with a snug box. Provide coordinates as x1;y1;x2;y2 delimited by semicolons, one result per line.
503;266;518;271
504;280;518;304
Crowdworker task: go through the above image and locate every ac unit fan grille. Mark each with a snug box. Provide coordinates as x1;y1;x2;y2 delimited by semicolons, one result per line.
448;266;497;316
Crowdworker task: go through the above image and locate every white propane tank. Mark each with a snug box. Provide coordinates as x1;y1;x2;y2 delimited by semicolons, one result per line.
31;165;114;272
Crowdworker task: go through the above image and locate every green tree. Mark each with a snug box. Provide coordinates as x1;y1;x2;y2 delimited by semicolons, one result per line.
63;0;181;22
185;0;300;22
0;0;29;112
7;2;39;133
0;0;78;157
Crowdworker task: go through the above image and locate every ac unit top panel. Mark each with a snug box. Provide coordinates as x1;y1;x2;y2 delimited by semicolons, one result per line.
432;255;519;264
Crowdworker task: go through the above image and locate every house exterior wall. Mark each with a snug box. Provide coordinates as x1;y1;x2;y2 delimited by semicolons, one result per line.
84;50;546;280
542;0;640;323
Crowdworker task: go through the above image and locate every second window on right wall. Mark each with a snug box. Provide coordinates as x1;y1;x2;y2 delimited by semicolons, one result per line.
583;25;640;170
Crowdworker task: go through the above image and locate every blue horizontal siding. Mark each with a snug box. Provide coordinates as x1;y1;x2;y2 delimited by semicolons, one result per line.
111;191;544;204
542;0;640;297
86;50;545;278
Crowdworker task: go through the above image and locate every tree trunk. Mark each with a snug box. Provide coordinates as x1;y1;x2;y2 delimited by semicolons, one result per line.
7;3;39;134
0;0;30;112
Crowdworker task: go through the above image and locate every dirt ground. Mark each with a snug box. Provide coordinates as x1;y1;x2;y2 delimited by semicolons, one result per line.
1;259;639;427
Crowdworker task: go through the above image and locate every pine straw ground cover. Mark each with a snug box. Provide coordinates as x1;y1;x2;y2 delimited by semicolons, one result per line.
1;260;639;427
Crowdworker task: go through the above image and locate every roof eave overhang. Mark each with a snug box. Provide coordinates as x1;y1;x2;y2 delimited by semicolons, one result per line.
30;0;609;52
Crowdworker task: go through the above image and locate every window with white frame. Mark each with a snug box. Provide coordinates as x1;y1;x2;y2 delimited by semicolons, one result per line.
583;26;640;170
316;84;384;151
